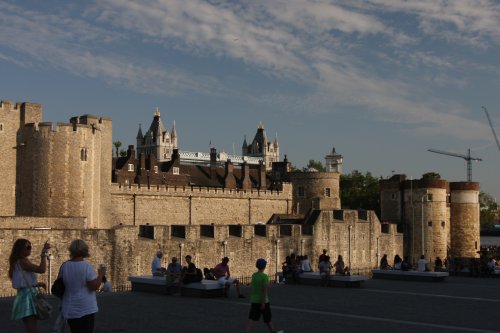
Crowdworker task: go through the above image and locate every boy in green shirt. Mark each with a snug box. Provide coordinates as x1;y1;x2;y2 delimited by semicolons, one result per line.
245;258;283;333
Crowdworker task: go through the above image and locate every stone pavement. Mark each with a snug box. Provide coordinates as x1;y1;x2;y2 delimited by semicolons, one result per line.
1;276;499;333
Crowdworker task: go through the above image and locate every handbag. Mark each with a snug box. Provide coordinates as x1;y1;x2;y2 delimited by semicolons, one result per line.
33;288;53;320
18;263;52;320
51;262;66;298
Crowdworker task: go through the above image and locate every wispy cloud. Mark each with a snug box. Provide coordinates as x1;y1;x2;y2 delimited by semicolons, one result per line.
0;0;498;141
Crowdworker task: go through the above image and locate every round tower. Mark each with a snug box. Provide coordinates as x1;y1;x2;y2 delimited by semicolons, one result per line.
402;179;449;264
450;182;480;259
18;115;111;228
290;171;340;214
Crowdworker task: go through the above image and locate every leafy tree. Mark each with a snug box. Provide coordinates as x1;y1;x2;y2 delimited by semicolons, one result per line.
119;149;127;157
479;191;498;229
113;140;122;157
340;170;381;217
421;172;441;180
305;160;325;172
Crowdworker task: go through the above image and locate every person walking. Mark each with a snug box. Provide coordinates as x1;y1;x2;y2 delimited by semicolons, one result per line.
9;238;51;333
60;239;106;333
244;258;283;333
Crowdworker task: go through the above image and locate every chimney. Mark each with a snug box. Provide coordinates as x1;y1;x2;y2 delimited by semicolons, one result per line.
210;147;217;180
241;162;251;190
224;160;236;188
258;160;266;189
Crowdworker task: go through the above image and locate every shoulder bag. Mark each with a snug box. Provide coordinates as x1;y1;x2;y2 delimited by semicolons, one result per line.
51;262;66;298
18;263;53;320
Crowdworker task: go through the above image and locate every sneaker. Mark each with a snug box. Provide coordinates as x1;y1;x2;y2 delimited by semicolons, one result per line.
238;294;245;299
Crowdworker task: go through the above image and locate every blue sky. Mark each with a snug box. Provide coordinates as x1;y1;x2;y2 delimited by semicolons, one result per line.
1;0;500;199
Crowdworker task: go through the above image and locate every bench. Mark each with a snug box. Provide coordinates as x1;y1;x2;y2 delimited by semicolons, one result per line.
277;272;368;287
180;280;225;298
128;275;225;297
129;275;169;293
371;269;449;282
299;272;368;287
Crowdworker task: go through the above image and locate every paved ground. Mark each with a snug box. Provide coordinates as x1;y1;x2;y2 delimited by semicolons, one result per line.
1;276;499;333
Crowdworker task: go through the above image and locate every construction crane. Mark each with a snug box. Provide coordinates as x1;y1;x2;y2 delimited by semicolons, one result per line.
427;148;482;181
482;106;500;153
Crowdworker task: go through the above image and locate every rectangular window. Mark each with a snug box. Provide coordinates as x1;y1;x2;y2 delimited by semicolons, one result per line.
128;164;134;172
80;148;87;161
200;225;214;238
254;224;266;237
229;225;242;237
325;188;331;197
171;226;185;239
173;167;179;175
279;225;292;237
427;193;433;201
391;193;396;200
381;224;390;234
298;186;305;197
154;166;158;173
139;225;154;240
301;225;313;236
0;123;3;132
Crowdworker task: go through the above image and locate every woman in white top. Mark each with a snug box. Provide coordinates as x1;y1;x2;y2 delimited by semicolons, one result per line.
60;239;105;333
8;238;51;333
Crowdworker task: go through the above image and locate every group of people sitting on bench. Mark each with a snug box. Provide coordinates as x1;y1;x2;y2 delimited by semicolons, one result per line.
151;251;244;297
380;253;437;272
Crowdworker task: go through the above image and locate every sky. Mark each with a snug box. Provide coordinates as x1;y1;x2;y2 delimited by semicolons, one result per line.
1;0;500;199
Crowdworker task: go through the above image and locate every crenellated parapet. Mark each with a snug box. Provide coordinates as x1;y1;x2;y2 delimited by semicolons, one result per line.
110;182;292;198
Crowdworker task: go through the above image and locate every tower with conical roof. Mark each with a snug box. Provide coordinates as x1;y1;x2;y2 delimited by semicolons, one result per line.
136;108;178;161
242;122;279;171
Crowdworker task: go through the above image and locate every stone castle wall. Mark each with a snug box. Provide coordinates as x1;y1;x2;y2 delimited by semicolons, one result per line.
0;216;87;229
108;183;293;228
0;209;402;296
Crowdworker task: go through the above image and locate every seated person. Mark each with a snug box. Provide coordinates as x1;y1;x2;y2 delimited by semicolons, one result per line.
334;255;350;275
393;254;402;270
380;254;392;270
182;255;201;284
401;256;412;271
318;255;332;287
203;267;216;280
151;250;166;276
166;256;182;286
434;257;443;271
417;255;428;272
301;255;313;272
213;257;244;298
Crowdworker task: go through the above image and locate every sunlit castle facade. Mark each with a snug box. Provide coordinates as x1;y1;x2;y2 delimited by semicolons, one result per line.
136;109;178;162
242;121;279;171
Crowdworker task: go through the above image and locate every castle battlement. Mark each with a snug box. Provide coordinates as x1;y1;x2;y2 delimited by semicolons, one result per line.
23;121;103;136
0;100;42;112
110;182;291;198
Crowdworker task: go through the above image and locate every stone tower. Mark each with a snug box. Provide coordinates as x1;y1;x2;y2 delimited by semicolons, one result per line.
450;182;480;259
136;109;177;162
242;122;279;171
0;100;42;216
290;153;341;215
17;114;112;228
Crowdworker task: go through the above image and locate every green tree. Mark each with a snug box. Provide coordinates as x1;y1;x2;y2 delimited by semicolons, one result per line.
479;191;498;229
119;149;127;157
113;140;122;157
340;170;381;217
305;160;325;172
421;172;441;180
